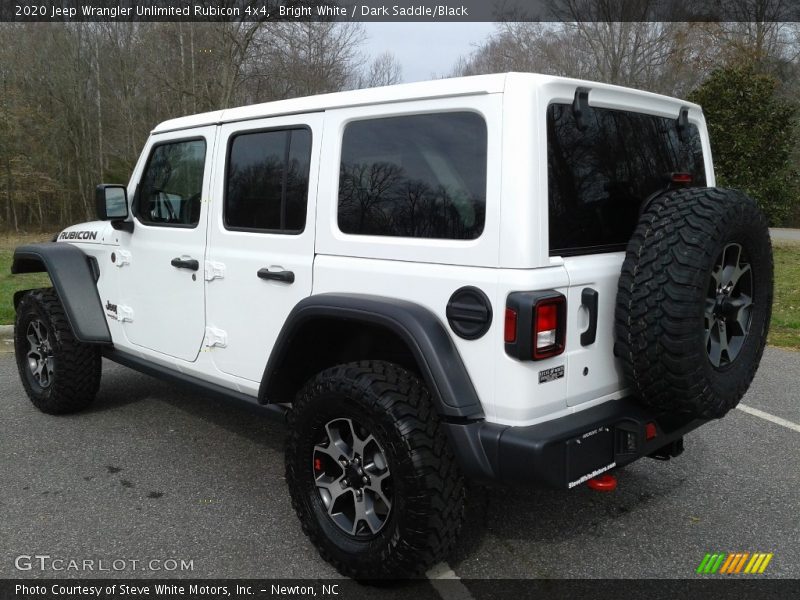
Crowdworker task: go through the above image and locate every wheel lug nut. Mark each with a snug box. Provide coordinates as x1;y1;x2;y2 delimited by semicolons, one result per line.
362;475;369;484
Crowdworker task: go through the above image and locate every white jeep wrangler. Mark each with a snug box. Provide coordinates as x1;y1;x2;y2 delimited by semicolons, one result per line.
12;73;772;579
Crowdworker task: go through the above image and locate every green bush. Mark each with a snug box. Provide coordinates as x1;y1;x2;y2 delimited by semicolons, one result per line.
689;65;799;226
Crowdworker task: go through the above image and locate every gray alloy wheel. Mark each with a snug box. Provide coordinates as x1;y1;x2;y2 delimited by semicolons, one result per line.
312;417;392;537
25;319;55;389
705;242;754;368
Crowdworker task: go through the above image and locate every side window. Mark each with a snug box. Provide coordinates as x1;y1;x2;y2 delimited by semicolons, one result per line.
136;139;206;227
338;112;487;240
225;128;312;233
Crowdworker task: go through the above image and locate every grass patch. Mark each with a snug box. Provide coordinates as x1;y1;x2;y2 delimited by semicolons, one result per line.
0;233;53;325
769;241;800;351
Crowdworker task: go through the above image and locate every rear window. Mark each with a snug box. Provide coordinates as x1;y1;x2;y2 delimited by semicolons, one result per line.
547;103;706;255
338;112;487;240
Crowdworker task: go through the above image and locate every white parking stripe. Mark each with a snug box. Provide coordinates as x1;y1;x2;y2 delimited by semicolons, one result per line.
737;403;800;433
426;562;476;600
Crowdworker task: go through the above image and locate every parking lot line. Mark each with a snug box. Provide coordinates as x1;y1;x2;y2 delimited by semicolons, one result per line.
737;403;800;433
426;562;475;600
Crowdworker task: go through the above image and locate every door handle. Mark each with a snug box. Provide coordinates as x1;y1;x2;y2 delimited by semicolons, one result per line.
581;288;598;346
257;268;295;284
170;257;199;271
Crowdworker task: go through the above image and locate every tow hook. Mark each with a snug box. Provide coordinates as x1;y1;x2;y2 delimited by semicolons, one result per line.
587;473;617;492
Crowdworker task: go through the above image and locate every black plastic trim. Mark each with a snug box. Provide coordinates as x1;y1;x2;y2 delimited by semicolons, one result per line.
505;291;566;361
676;106;690;139
102;348;288;419
259;293;484;419
170;257;200;271
572;87;591;130
257;268;295;284
111;220;134;233
11;243;111;343
446;286;492;340
443;398;707;487
580;288;598;346
95;183;129;221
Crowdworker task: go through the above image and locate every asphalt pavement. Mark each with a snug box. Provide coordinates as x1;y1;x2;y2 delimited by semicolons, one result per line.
770;228;800;242
0;346;797;586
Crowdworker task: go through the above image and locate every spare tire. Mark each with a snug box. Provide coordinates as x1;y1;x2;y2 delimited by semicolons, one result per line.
614;187;773;419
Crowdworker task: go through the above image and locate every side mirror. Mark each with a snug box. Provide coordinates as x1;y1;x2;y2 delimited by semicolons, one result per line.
96;184;129;221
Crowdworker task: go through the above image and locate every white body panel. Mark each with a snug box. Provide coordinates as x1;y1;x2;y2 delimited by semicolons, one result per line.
59;73;716;427
205;113;323;384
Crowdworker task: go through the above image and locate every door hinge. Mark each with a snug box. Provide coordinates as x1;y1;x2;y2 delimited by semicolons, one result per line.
114;305;134;323
204;326;228;348
204;261;226;282
113;250;131;268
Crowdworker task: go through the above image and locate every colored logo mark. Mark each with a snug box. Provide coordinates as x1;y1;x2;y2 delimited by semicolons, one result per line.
696;552;773;574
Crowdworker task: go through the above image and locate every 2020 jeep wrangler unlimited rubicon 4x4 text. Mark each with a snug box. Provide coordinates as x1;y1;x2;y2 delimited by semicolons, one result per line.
12;73;772;579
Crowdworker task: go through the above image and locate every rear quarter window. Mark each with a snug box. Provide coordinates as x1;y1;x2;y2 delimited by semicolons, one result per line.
337;112;487;240
547;103;706;255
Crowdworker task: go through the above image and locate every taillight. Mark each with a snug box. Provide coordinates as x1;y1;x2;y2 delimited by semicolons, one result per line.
505;291;567;361
533;298;565;359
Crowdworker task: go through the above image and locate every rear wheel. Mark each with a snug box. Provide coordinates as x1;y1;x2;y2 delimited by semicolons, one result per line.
614;188;773;419
15;289;102;414
285;361;465;579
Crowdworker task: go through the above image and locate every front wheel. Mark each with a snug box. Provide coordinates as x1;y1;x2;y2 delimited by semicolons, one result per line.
14;288;102;414
285;361;465;579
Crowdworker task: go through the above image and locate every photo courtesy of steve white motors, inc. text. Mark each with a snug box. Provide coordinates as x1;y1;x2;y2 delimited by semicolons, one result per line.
14;583;341;597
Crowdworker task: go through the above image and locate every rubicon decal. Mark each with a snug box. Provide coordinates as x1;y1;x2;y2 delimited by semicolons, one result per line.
59;230;98;240
696;552;773;574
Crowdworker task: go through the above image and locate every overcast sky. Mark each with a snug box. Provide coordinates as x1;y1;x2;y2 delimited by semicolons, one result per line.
361;23;497;82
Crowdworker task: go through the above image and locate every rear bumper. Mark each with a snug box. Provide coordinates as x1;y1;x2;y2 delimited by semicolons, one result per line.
443;399;707;489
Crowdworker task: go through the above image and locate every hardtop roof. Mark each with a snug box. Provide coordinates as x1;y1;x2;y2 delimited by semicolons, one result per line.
151;72;701;134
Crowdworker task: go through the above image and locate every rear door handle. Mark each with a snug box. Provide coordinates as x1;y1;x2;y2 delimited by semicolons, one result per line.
170;257;199;271
257;268;295;284
581;288;598;346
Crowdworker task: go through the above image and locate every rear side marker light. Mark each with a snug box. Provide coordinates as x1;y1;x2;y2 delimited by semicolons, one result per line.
645;422;658;441
504;308;518;343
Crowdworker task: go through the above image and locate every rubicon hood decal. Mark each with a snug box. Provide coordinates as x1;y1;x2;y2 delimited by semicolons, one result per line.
58;230;99;241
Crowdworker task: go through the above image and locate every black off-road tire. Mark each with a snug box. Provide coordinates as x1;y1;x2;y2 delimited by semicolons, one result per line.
285;360;466;579
614;188;772;419
14;288;102;414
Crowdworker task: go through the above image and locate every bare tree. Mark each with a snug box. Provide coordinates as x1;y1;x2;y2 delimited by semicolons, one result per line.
357;51;403;88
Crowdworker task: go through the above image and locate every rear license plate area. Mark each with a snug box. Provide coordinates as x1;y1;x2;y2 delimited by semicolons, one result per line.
566;426;615;487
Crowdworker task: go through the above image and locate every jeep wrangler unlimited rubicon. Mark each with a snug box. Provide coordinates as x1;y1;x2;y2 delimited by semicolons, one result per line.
12;73;772;579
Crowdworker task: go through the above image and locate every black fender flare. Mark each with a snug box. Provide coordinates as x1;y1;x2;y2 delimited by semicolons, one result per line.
12;243;111;343
258;293;485;420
